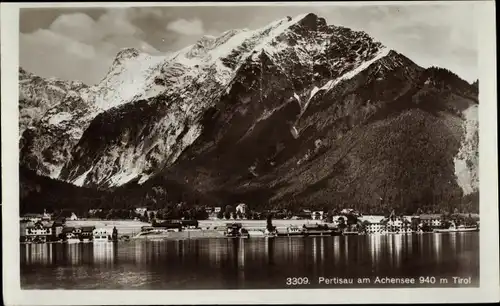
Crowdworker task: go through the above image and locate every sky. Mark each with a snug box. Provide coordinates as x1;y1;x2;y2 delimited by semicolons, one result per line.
18;3;478;85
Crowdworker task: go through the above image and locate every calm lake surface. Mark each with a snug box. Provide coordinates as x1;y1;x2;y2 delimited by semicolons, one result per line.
21;232;479;289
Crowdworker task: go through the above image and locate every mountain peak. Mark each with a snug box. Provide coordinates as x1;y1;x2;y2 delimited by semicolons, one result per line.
297;12;323;25
112;48;142;65
288;13;327;31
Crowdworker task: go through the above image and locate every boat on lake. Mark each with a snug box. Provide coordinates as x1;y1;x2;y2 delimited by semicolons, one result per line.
434;223;478;233
299;224;342;236
277;225;305;237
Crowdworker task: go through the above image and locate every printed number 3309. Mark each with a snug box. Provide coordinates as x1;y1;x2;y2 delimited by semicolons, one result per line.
286;277;310;285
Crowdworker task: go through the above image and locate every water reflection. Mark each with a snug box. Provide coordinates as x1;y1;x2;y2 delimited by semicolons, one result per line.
434;233;443;258
407;234;413;254
93;243;116;265
24;244;53;265
333;236;340;266
312;237;318;264
393;235;403;268
267;238;275;265
343;236;349;265
387;235;394;265
320;237;325;265
449;233;457;254
238;239;245;268
21;233;480;290
134;241;145;265
368;234;382;264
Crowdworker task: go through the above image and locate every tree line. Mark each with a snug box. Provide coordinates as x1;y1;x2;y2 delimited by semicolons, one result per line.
20;166;479;219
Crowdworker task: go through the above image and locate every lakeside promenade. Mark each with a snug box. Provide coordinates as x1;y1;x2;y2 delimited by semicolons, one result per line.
64;219;331;236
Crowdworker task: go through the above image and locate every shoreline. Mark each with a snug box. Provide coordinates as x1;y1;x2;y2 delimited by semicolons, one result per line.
19;230;477;244
21;218;478;243
60;219;335;236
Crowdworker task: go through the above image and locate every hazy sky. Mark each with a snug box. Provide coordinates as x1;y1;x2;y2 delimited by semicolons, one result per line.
19;4;478;85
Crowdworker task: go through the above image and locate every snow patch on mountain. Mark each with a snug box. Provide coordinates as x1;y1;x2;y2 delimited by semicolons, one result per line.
210;30;254;60
454;104;479;195
47;165;63;179
90;51;168;110
251;14;309;59
117;124;202;186
168;14;313;87
73;167;92;187
293;93;301;104
291;126;300;139
322;47;390;91
48;112;72;126
303;47;390;113
309;87;319;100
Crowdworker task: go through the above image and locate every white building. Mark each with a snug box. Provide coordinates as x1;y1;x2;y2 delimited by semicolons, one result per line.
25;222;53;243
366;223;385;234
26;226;52;236
236;203;247;218
93;228;113;241
311;211;324;220
419;214;442;228
360;215;386;234
386;217;413;233
386;219;403;232
431;219;442;227
22;214;43;223
69;212;79;221
401;216;414;233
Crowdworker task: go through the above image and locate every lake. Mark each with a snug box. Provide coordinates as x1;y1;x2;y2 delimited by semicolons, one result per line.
20;232;479;289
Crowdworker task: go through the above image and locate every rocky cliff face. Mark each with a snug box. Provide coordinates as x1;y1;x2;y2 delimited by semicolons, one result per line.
19;68;88;135
20;91;99;178
19;68;94;177
57;13;387;188
19;13;479;213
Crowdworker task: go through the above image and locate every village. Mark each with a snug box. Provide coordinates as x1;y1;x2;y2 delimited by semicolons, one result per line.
19;203;480;243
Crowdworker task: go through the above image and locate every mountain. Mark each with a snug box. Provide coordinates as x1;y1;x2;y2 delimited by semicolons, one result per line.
19;13;479;214
19;68;88;135
19;68;97;178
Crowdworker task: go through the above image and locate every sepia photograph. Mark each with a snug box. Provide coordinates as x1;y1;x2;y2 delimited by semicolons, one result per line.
1;1;499;304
